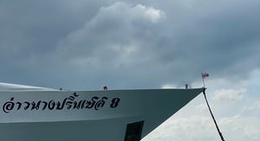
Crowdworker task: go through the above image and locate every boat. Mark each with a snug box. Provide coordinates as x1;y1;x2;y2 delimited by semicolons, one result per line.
0;82;203;141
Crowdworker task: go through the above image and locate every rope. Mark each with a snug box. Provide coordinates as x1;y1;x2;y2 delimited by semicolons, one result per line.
203;88;225;141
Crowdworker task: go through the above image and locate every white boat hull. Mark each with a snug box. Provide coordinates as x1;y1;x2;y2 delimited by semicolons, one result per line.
0;88;203;141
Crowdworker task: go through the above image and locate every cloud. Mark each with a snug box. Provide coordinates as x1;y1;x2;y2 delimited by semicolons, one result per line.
221;115;260;141
213;88;245;101
57;2;165;61
161;84;178;89
1;0;260;89
135;4;165;23
245;101;260;111
0;0;111;87
53;2;169;89
242;100;260;117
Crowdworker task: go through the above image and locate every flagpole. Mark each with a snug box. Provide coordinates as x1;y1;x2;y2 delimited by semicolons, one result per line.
201;72;206;87
202;77;206;88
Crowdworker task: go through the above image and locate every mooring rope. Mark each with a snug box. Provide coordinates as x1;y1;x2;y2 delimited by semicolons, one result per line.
203;88;225;141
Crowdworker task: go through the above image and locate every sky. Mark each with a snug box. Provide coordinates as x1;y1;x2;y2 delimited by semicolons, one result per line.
0;0;260;140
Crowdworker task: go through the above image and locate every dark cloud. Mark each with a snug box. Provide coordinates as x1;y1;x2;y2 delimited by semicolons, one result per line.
0;0;259;89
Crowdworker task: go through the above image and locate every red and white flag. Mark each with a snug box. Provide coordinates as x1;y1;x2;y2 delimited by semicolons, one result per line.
201;72;209;79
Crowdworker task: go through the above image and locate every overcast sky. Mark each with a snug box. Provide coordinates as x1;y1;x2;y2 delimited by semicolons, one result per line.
1;0;260;141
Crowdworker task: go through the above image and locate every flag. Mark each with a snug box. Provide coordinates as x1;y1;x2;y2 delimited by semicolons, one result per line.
201;72;209;79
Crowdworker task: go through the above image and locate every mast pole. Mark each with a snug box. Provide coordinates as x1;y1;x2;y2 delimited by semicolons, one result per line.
202;77;206;88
